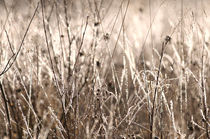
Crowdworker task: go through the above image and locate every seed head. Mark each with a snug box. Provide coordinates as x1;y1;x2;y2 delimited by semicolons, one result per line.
165;35;171;43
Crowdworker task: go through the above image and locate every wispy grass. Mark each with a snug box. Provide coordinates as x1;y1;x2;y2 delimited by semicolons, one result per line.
0;0;209;138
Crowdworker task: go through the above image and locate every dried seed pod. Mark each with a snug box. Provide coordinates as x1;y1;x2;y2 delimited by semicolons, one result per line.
94;22;100;26
165;35;171;43
96;61;101;67
103;33;110;41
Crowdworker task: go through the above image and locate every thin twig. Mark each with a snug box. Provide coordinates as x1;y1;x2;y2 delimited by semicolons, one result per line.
72;16;89;72
0;82;12;139
5;30;15;55
201;41;209;139
40;0;69;138
0;2;39;77
150;36;171;138
63;0;74;80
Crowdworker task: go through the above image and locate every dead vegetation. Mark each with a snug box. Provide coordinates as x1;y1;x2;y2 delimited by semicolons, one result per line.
0;0;209;138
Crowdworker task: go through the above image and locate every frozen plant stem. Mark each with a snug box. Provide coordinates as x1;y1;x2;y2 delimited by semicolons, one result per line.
201;42;209;139
63;0;73;80
40;0;70;138
0;82;12;139
72;16;89;72
150;36;171;139
0;2;39;77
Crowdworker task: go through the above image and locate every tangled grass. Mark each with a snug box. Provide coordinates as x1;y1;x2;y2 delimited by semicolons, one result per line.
0;0;209;138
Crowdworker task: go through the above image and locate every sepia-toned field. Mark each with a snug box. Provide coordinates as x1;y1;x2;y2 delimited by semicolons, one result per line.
0;0;209;138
